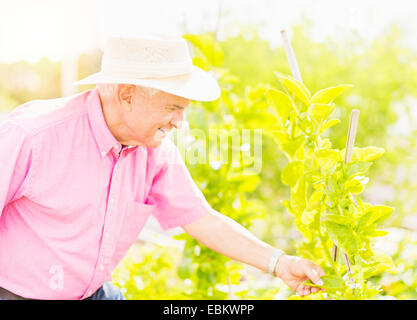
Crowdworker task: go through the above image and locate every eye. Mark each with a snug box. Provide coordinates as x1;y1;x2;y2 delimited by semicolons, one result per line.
167;106;183;112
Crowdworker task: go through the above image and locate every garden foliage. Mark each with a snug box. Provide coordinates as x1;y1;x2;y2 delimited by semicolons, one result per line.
1;21;416;299
82;25;416;299
266;73;396;299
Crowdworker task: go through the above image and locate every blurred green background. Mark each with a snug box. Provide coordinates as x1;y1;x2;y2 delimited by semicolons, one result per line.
1;0;417;299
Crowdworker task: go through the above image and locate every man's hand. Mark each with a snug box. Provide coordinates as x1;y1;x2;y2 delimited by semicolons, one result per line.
275;254;325;297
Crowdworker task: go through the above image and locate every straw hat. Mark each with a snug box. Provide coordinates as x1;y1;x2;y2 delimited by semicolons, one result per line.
75;34;220;102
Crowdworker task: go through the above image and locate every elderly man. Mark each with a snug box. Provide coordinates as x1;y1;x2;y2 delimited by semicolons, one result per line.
0;35;324;300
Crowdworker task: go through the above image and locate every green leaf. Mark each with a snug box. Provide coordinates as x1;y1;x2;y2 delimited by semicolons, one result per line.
350;147;385;162
320;119;341;134
324;221;358;255
295;144;305;160
281;136;305;159
363;251;397;278
308;103;335;124
357;206;394;231
281;161;304;187
368;230;389;238
324;214;354;226
295;218;313;241
315;149;341;172
327;171;340;194
265;89;293;124
303;275;346;290
274;72;311;107
301;210;318;226
310;85;353;104
311;175;326;191
291;176;307;214
344;176;369;194
319;138;332;149
308;190;324;208
318;275;346;289
346;161;373;178
298;112;313;133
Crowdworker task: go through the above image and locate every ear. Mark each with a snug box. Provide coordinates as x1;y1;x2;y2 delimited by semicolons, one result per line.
117;84;135;111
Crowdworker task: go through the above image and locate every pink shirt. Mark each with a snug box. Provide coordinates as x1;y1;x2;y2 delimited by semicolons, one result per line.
0;89;210;299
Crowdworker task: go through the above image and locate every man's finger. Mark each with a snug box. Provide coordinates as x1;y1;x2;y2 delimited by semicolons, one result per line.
311;287;319;294
300;287;307;297
315;265;325;277
304;264;324;286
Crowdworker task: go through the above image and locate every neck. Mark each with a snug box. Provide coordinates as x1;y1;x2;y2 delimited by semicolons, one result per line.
98;92;132;145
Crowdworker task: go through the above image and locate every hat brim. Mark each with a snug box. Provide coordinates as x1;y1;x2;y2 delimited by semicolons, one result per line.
74;66;220;102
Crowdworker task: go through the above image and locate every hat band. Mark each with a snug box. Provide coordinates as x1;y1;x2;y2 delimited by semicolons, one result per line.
101;58;193;79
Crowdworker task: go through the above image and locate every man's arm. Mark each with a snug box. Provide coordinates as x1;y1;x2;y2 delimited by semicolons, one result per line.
182;209;324;296
0;121;33;215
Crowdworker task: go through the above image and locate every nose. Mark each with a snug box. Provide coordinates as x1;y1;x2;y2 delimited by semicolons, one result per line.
170;110;184;129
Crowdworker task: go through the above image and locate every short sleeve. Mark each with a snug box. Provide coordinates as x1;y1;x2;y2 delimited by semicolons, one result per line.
146;141;211;231
0;121;34;217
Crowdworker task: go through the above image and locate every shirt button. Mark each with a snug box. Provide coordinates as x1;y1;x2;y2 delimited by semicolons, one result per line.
88;290;93;296
101;151;106;157
100;265;104;271
105;233;110;239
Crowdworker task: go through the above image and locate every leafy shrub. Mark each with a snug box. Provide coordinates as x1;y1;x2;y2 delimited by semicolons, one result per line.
266;73;397;299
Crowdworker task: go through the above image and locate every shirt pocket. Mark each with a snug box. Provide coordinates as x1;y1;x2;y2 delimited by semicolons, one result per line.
112;201;156;266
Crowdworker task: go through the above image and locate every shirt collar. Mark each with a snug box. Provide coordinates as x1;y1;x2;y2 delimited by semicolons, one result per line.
86;88;122;158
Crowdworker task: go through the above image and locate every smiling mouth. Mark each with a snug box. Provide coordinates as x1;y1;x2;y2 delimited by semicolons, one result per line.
158;128;172;137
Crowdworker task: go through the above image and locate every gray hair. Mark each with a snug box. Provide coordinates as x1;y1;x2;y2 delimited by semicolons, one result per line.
96;83;159;99
142;86;159;97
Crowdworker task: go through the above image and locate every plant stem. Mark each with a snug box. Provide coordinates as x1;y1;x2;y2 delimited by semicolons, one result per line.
318;234;340;277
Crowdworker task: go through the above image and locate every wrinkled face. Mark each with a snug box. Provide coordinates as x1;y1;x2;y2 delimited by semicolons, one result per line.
122;86;189;148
